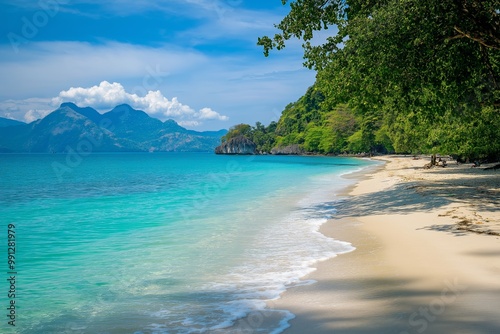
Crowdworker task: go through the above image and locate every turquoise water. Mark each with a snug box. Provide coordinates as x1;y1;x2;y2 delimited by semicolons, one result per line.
0;153;374;333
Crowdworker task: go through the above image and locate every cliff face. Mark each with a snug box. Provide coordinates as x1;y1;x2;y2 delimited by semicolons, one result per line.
215;136;257;155
270;144;304;155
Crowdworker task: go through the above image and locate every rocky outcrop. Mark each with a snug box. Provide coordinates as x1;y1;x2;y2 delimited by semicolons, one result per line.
270;144;304;155
215;136;257;155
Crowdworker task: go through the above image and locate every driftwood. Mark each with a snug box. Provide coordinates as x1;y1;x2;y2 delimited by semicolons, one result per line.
423;162;433;169
423;154;447;169
423;154;436;169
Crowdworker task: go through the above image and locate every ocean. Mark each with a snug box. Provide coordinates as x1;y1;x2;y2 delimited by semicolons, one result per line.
0;153;374;333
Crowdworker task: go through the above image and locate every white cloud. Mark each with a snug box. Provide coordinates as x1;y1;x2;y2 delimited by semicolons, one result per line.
197;107;229;121
6;0;246;21
51;81;229;125
53;81;130;109
24;109;52;123
178;120;201;127
0;41;208;100
177;4;286;46
0;38;314;130
0;98;52;123
137;92;195;118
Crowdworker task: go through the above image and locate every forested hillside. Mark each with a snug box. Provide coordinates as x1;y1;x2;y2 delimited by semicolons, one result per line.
223;0;499;161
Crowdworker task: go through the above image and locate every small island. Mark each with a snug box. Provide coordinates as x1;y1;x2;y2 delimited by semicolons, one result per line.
214;135;256;155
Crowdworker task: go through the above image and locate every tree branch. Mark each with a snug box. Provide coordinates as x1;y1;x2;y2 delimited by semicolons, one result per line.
450;26;500;50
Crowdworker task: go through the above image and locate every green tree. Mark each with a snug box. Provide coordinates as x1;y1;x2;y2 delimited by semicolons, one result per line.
220;122;279;153
323;104;359;153
303;123;324;152
259;0;500;159
221;123;252;142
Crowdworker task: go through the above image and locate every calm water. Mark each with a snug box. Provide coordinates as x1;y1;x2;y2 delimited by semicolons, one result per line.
0;153;374;333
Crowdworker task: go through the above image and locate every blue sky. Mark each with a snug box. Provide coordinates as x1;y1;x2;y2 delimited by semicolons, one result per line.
0;0;317;130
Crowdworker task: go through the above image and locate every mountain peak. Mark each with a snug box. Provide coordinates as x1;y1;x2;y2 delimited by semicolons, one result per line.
110;104;135;112
60;102;78;109
58;102;102;124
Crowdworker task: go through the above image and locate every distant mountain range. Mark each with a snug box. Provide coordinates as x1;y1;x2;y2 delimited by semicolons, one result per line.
0;103;227;153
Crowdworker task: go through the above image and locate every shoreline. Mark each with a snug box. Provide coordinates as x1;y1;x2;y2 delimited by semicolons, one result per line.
273;155;500;333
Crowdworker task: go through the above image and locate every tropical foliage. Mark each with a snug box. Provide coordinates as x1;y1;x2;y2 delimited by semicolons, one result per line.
245;0;500;160
222;122;278;153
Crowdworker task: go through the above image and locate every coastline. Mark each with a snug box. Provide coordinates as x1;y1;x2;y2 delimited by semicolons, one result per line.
273;155;500;333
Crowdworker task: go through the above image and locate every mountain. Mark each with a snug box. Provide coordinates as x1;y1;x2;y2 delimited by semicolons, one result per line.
101;104;179;142
27;106;141;152
0;104;227;153
60;102;103;124
0;117;25;128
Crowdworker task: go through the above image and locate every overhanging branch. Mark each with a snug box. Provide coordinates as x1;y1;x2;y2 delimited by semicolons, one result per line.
449;26;500;50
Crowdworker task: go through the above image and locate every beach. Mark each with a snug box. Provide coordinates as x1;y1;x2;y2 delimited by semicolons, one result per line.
275;156;500;333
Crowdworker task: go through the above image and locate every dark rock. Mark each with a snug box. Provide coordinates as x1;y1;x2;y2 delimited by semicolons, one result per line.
215;136;257;155
270;144;304;155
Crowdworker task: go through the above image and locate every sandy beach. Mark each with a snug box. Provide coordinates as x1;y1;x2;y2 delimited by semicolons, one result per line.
273;156;500;334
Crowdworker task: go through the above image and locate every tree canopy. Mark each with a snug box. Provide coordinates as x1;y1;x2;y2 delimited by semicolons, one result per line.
254;0;499;160
222;122;278;153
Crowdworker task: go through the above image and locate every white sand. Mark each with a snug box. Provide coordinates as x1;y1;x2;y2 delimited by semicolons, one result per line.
273;156;500;333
